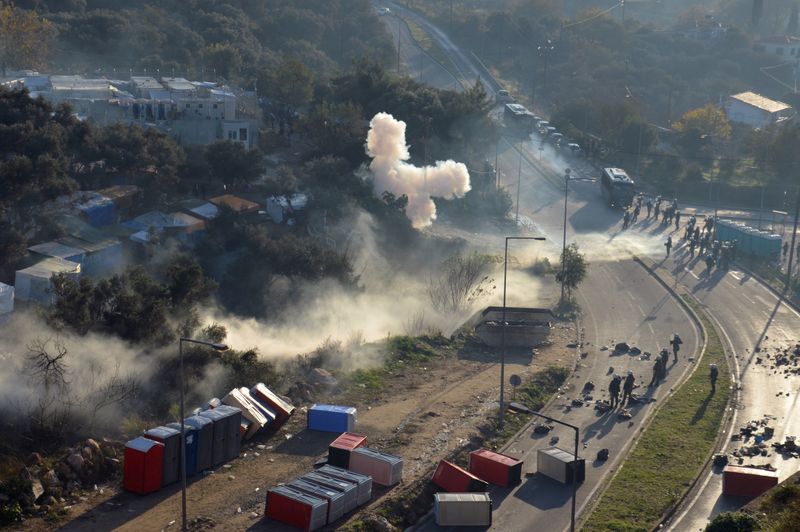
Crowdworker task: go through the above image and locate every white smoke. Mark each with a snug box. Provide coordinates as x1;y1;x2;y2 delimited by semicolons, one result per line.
366;112;471;228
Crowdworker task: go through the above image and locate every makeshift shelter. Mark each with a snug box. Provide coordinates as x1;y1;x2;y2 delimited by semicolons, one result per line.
177;198;219;221
209;194;259;214
14;258;81;305
170;212;205;234
75;192;115;227
265;193;308;223
58;236;123;278
97;185;139;219
28;241;85;264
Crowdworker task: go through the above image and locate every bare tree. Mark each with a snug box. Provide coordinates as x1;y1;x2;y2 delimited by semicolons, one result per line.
428;253;496;314
26;337;69;393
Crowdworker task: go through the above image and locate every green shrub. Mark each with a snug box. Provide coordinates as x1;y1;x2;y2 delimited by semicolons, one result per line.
705;511;759;532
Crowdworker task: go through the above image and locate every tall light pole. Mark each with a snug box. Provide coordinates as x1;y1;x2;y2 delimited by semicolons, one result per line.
509;402;579;532
178;337;228;532
560;168;572;302
786;186;800;287
501;236;546;427
536;40;554;101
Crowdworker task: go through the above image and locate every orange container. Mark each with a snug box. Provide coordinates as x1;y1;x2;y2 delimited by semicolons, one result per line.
722;465;779;497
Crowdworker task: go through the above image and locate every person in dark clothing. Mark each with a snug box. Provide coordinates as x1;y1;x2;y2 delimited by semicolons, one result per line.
622;370;635;405
689;238;696;257
709;364;718;392
675;210;681;230
705;253;714;274
654;201;661;220
623;210;630;229
609;375;622;408
670;334;683;363
649;359;661;387
633;204;640;222
665;235;673;257
783;241;789;259
646;200;653;218
694;226;701;242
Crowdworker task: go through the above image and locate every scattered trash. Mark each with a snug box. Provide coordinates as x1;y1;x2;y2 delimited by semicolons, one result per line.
617;409;632;420
549;436;559;445
594;401;612;413
571;399;584;407
639;351;652;361
533;424;554;434
614;342;630;354
600;346;609;351
713;454;729;467
596;449;609;461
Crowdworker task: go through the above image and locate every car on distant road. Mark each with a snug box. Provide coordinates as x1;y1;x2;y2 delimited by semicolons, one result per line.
495;90;514;104
376;7;391;16
566;142;581;156
549;132;564;145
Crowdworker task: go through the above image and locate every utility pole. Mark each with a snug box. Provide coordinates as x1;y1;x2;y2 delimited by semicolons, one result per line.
515;155;522;226
561;168;571;302
397;18;401;74
786;186;800;287
635;122;644;175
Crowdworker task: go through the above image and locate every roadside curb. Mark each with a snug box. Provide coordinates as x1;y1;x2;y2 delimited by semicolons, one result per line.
575;256;710;528
630;256;739;530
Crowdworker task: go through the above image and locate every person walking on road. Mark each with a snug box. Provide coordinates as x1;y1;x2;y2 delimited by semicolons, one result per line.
609;375;622;408
705;253;714;274
665;235;673;257
649;355;664;387
783;241;789;259
622;370;635;405
670;334;683;364
623;210;630;229
674;210;681;230
646;199;653;218
709;364;719;392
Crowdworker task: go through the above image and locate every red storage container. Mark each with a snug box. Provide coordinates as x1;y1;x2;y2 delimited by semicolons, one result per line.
252;382;295;426
722;465;779;497
266;485;328;531
328;432;367;469
432;460;489;493
123;437;164;495
469;448;523;487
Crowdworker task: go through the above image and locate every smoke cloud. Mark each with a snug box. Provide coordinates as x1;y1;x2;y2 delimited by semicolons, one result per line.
366;112;471;228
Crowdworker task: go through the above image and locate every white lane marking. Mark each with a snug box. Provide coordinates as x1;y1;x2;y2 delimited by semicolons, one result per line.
684;268;700;280
729;271;742;281
753;295;770;307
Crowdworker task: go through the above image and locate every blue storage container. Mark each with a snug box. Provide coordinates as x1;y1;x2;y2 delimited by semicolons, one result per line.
184;415;214;472
166;422;199;477
308;404;357;433
199;408;228;466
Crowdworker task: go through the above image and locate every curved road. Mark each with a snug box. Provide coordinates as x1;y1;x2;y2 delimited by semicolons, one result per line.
387;3;800;531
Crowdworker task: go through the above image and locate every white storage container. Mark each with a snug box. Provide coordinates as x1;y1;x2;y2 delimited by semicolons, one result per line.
222;388;266;439
434;493;492;527
348;447;403;487
537;447;585;484
301;471;358;513
317;465;372;506
288;478;346;524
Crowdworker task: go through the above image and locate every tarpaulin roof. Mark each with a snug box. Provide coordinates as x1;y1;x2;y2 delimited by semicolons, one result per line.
170;212;205;232
209;194;260;213
28;241;84;260
17;257;80;278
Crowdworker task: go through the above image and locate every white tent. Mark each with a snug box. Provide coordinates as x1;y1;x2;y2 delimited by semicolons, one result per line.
14;258;81;305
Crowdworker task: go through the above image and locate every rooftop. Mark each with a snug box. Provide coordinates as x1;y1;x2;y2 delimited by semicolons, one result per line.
756;35;800;45
729;91;792;113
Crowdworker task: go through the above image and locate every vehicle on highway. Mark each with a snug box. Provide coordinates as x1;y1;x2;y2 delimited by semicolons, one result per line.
376;7;391;16
549;132;564;145
543;126;557;137
566;142;581;156
600;167;636;208
536;120;549;133
503;103;535;136
496;90;514;104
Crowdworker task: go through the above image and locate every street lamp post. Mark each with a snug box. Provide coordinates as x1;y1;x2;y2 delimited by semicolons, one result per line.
509;402;580;532
178;338;228;532
560;168;572;302
500;236;546;427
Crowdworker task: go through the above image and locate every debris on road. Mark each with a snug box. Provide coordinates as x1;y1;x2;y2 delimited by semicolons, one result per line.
614;342;630;354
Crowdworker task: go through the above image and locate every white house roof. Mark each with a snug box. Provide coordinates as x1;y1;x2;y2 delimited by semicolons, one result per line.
18;257;80;279
28;241;84;260
729;92;791;114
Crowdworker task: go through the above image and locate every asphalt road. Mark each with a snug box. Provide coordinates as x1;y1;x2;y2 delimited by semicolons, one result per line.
384;4;800;531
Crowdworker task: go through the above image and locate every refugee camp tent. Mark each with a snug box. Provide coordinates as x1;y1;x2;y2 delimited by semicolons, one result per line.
0;282;13;316
28;241;85;264
14;258;81;305
209;194;259;214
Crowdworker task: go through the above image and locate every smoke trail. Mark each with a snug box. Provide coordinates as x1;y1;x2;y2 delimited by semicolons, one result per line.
366;112;471;228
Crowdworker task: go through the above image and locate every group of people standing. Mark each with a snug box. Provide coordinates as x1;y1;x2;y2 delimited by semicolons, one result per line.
622;195;679;231
607;334;683;409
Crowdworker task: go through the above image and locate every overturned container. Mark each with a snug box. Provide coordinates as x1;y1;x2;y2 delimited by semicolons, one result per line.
302;471;358;514
239;386;276;426
722;465;779;498
432;460;489;493
308;404;357;433
223;388;266;439
434;492;492;527
143;425;181;486
251;382;295;427
348;447;403;487
123;437;164;495
469;448;523;487
317;465;373;506
328;432;367;469
537;447;585;484
266;485;328;531
288;478;346;524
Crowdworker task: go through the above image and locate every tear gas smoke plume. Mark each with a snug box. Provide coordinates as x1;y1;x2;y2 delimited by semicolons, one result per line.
366;112;471;228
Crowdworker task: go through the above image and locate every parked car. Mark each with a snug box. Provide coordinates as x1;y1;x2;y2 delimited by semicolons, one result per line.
550;132;564;145
566;143;581;156
496;90;514;104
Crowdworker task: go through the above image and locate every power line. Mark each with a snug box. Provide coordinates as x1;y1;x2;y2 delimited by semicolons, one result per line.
562;2;624;30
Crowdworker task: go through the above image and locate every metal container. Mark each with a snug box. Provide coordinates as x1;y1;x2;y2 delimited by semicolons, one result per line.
317;465;372;506
537;447;585;484
434;493;492;527
222;388;266;439
301;471;358;513
432;460;489;493
123;437;164;495
143;425;181;486
183;415;213;472
214;404;242;460
251;382;295;426
288;478;345;524
165;422;199;478
239;386;276;426
307;404;357;433
266;485;327;531
722;465;779;497
328;432;367;469
348;447;403;487
199;408;228;466
469;448;523;487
